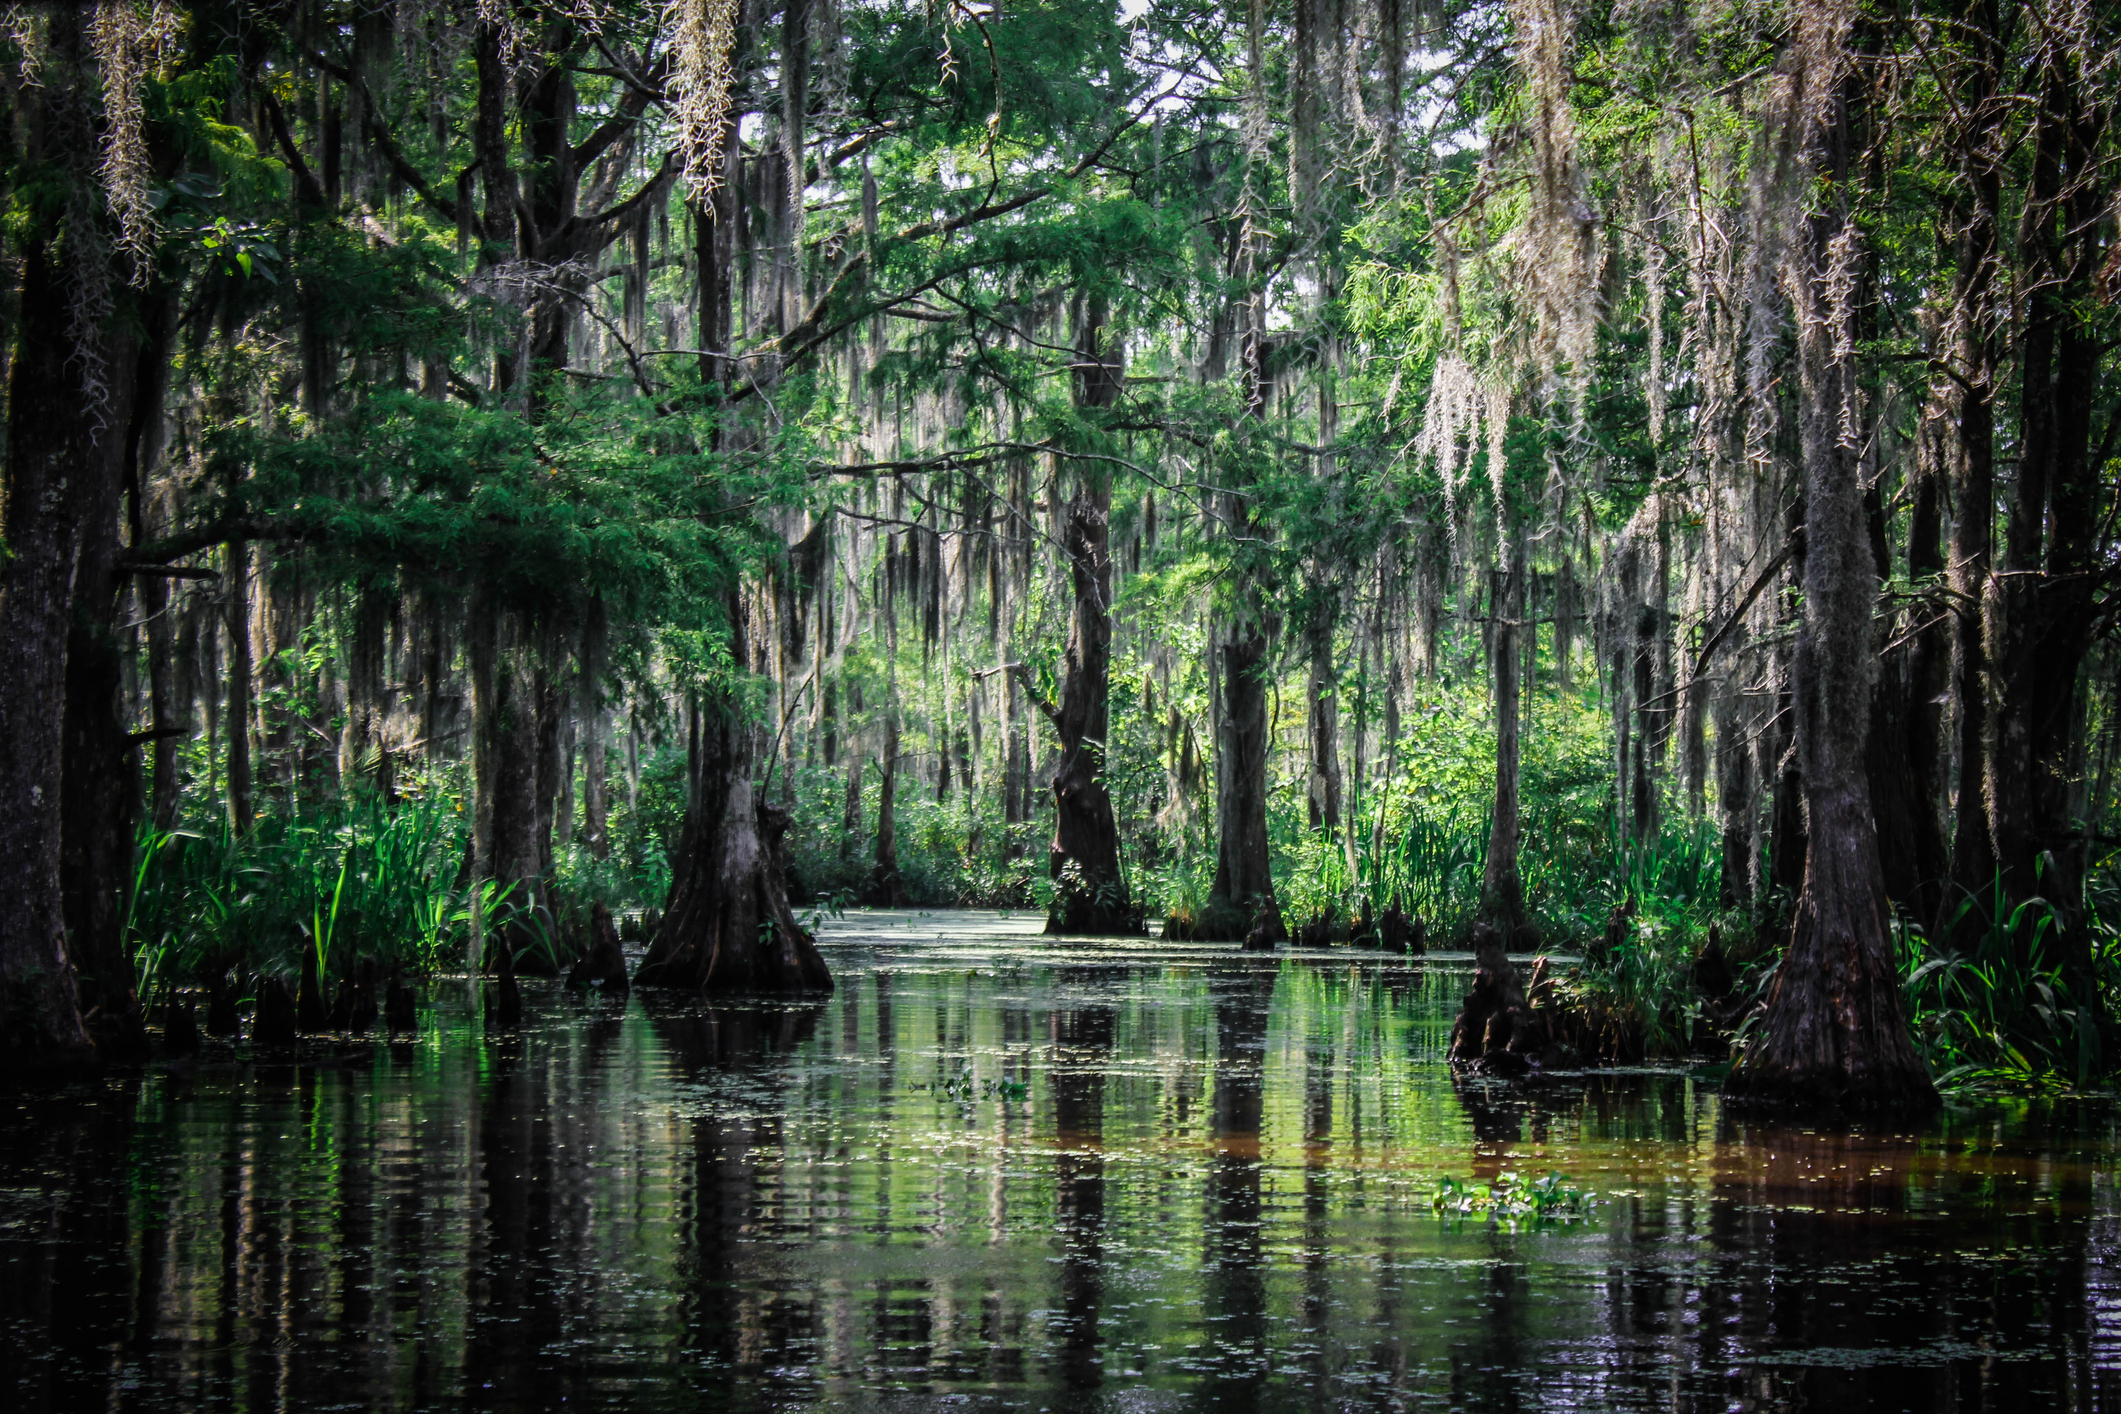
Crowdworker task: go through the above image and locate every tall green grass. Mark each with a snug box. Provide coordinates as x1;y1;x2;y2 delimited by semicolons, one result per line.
1897;871;2116;1091
129;790;478;1003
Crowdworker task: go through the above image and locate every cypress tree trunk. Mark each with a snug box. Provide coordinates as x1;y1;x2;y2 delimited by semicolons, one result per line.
61;284;171;1059
1201;618;1284;943
1482;558;1531;943
635;602;832;995
1715;666;1756;909
0;232;104;1067
1304;601;1342;837
1941;0;2002;943
1898;390;1953;929
1727;42;1935;1113
60;413;146;1058
145;568;181;832
840;750;864;853
871;705;903;903
1040;294;1138;936
582;600;610;859
1990;49;2104;993
224;539;256;834
472;604;547;968
1041;491;1139;934
1864;480;1926;915
1630;595;1659;846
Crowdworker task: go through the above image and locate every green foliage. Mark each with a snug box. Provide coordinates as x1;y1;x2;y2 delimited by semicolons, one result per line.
1432;1170;1598;1223
933;1055;1031;1115
1898;877;2112;1094
130;785;474;997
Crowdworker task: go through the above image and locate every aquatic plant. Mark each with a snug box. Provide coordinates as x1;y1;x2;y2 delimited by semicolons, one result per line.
129;789;476;1002
1432;1171;1598;1222
935;1057;1030;1113
1897;877;2108;1092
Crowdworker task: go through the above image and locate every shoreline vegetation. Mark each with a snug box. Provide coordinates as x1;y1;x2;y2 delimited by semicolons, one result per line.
1;1;2116;1113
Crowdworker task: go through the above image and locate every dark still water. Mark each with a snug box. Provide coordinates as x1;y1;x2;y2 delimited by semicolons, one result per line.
6;911;2121;1412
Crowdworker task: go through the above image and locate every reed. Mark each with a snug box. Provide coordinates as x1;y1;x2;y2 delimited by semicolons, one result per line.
129;788;476;1004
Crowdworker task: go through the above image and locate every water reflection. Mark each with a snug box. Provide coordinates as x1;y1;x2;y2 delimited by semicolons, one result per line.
3;914;2121;1412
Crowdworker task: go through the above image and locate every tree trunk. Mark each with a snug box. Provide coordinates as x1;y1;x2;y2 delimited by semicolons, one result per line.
1042;494;1139;934
1941;0;2003;945
60;478;144;1058
636;607;832;995
1898;388;1953;929
1304;600;1342;837
224;541;256;834
1482;559;1531;943
1040;294;1138;935
1727;53;1935;1113
840;740;863;864
1201;619;1284;943
1864;479;1926;917
870;705;903;904
1715;665;1756;909
0;232;104;1067
1991;48;2104;995
472;603;547;969
59;299;167;1059
582;600;610;859
145;568;181;832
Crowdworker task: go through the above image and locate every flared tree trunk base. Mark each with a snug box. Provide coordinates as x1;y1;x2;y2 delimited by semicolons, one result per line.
1044;897;1146;938
1725;796;1938;1116
636;795;833;996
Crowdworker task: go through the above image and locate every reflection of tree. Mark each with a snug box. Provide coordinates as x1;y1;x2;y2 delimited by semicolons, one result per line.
1201;958;1277;1412
0;1078;140;1407
1451;1068;1524;1151
645;997;824;1391
460;1027;569;1409
1049;978;1117;1391
1297;1009;1335;1377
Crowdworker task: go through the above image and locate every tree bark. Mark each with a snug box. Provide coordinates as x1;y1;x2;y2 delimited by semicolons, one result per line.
1941;0;2003;945
1715;664;1756;909
471;602;548;969
1896;386;1953;929
1727;53;1936;1113
1304;599;1343;837
1042;494;1140;933
1200;619;1284;943
870;692;904;904
1041;294;1139;935
1989;46;2105;993
636;610;832;995
582;599;610;858
0;231;103;1067
1482;558;1531;943
224;539;256;835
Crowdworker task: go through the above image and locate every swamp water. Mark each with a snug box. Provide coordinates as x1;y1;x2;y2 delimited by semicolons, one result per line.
6;909;2121;1412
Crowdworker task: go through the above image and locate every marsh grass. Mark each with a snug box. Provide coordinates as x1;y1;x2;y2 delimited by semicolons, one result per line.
130;789;476;1004
1897;870;2120;1093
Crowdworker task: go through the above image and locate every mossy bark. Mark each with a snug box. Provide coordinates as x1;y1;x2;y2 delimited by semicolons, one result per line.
1727;64;1935;1113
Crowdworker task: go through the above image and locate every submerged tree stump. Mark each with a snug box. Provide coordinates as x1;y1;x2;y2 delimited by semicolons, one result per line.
384;974;417;1035
567;903;630;994
253;976;298;1047
1448;924;1564;1075
1378;899;1423;954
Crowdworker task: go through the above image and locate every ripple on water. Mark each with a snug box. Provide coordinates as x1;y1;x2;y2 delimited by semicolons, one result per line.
4;907;2121;1413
